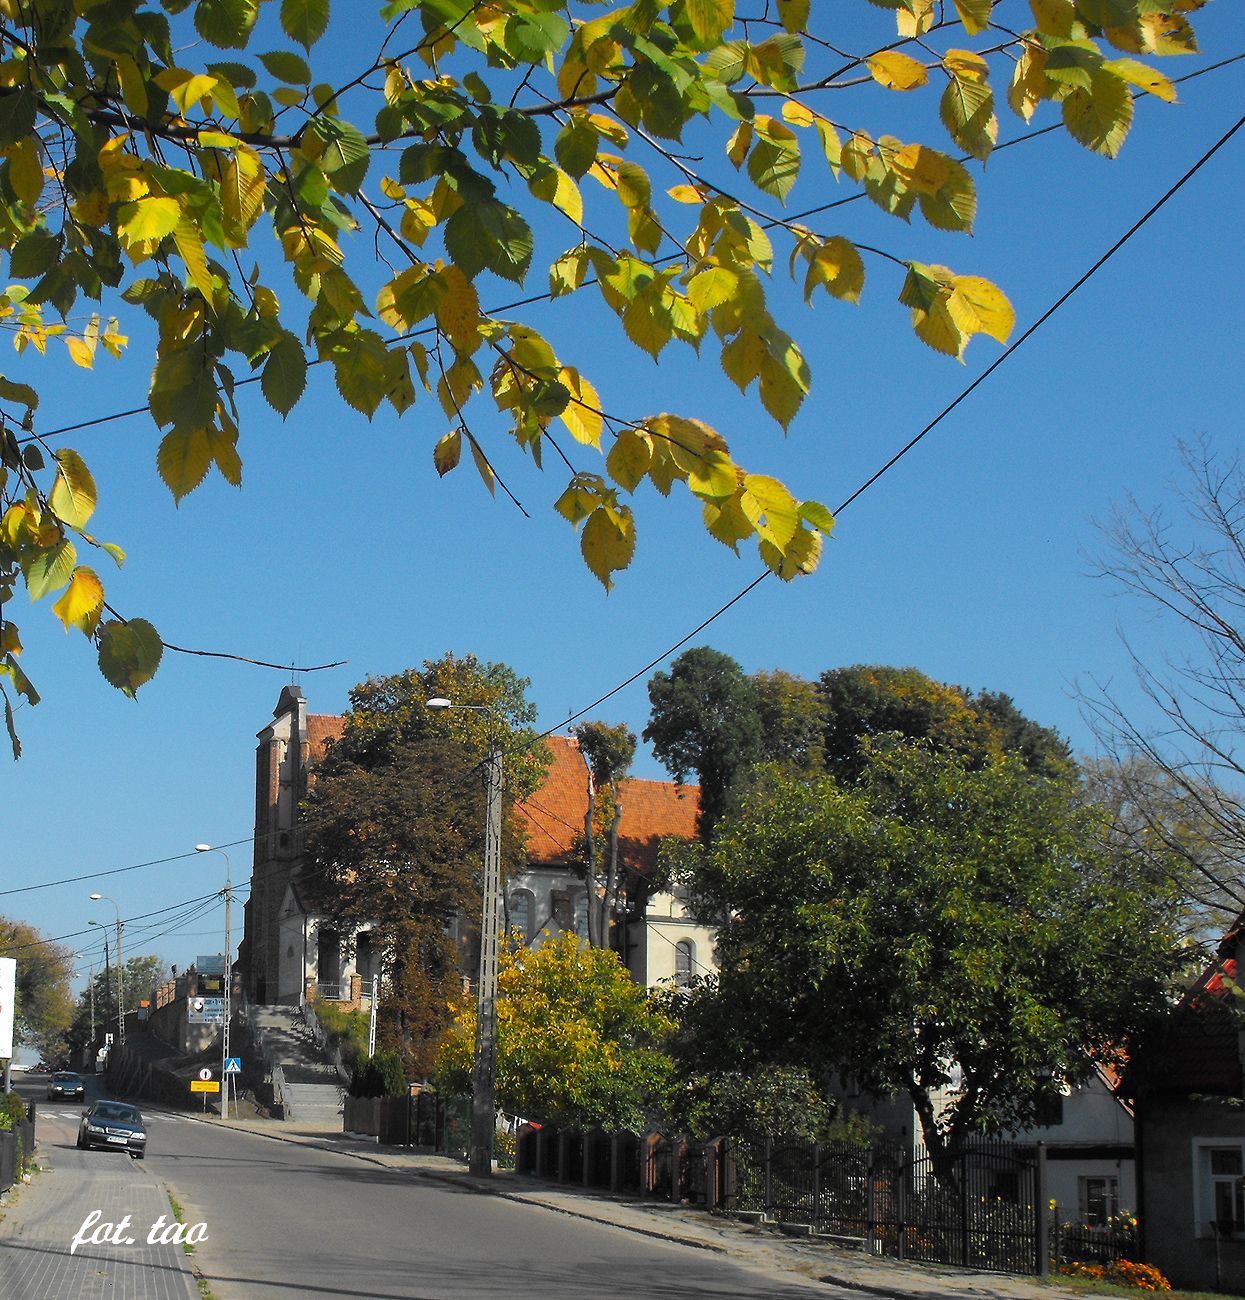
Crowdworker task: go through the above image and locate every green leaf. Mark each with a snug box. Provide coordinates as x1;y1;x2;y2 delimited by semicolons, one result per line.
444;201;534;284
24;539;76;602
281;0;330;48
97;619;163;698
555;118;599;179
747;116;800;202
195;0;260;50
259;50;311;84
682;0;735;47
0;85;36;150
49;448;98;529
776;0;809;33
313;118;370;194
262;335;307;415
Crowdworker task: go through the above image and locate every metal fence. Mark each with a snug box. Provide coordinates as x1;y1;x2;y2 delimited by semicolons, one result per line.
727;1135;1046;1275
342;1092;470;1156
1052;1219;1138;1267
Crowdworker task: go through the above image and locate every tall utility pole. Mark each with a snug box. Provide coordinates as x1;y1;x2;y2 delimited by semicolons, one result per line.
425;695;504;1178
470;736;503;1178
90;896;125;1047
196;845;233;1120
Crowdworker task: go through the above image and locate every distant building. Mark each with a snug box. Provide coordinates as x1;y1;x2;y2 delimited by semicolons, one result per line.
239;689;709;1012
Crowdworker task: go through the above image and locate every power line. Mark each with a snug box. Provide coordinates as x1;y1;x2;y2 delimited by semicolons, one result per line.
0;835;257;898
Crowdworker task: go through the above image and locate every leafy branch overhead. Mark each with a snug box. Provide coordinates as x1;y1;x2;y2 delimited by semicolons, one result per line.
0;0;1201;750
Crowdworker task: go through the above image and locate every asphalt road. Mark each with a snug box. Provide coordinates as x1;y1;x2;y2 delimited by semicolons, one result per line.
8;1072;849;1299
159;1119;836;1299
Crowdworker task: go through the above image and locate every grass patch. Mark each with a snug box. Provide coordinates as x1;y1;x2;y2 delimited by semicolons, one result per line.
309;1002;370;1073
165;1189;195;1256
1045;1274;1226;1300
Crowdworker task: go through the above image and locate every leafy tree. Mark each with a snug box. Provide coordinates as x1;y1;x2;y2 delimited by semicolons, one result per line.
0;2;1207;755
302;655;544;1078
571;720;636;948
0;917;75;1063
751;668;825;774
1082;439;1245;941
683;742;1185;1171
67;953;168;1052
436;930;674;1132
818;665;1072;785
644;645;762;838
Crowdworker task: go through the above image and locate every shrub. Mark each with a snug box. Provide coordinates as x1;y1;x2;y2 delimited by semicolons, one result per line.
0;1091;27;1130
1058;1259;1170;1291
349;1048;407;1098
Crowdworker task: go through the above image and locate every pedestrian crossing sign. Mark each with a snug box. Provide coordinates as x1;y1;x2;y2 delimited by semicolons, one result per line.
224;1057;242;1074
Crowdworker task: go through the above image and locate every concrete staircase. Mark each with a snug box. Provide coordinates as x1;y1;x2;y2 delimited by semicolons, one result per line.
249;1005;345;1126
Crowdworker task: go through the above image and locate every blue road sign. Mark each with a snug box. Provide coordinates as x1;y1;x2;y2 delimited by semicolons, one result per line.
224;1057;242;1074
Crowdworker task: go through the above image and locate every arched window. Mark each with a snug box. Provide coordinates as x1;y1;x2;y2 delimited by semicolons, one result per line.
509;890;533;941
674;940;695;988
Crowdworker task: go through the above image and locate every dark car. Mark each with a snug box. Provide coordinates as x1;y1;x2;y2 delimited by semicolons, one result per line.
77;1101;147;1159
47;1072;85;1100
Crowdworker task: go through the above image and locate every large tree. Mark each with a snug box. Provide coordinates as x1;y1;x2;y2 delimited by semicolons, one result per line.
681;741;1186;1169
436;929;673;1132
1082;439;1245;939
302;654;545;1078
0;917;76;1063
818;664;1072;785
644;645;762;837
66;953;168;1053
0;1;1209;754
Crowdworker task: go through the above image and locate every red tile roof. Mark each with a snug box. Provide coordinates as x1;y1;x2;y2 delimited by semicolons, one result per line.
307;714;344;764
516;735;699;876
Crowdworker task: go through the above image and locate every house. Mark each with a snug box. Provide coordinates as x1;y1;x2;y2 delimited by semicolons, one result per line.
842;1067;1136;1226
239;688;710;1011
1130;930;1245;1293
511;734;707;987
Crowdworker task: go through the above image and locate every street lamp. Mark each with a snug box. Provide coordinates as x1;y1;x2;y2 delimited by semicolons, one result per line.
89;894;124;1047
427;695;503;1178
195;844;233;1119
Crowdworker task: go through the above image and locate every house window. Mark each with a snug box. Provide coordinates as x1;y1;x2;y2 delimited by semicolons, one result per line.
508;891;533;941
674;940;695;988
1079;1176;1119;1226
1203;1147;1245;1237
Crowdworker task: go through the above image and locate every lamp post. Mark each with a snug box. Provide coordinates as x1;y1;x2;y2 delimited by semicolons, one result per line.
426;695;503;1178
195;844;232;1119
89;894;124;1047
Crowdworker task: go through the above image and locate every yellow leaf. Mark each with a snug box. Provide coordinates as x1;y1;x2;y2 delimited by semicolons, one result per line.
1106;58;1177;102
803;236;864;304
49;448;97;528
434;428;461;476
897;0;936;37
742;474;799;548
606;428;651;492
558;368;604;448
154;67;219;116
172;216;213;297
433;264;481;354
117;195;181;249
781;101;815;127
947;275;1015;344
8;138;42;206
867;51;929;91
666;184;704;204
51;567;105;635
581;503;635;590
66;337;95;369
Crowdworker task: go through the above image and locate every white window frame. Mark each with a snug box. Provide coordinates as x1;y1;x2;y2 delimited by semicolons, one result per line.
674;939;695;988
1192;1138;1245;1239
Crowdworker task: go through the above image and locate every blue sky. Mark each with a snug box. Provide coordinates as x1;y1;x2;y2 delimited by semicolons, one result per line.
3;3;1243;991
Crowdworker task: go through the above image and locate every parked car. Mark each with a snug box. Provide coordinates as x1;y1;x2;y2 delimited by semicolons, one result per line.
77;1101;147;1159
47;1072;85;1100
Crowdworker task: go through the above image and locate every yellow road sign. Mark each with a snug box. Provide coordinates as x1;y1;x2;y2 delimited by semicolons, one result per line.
190;1079;220;1093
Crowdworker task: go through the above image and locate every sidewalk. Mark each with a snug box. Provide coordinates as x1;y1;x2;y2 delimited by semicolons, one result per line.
0;1151;198;1300
182;1110;1105;1300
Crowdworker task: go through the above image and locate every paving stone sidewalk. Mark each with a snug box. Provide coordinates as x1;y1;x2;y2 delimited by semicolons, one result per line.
0;1153;198;1300
186;1111;1113;1300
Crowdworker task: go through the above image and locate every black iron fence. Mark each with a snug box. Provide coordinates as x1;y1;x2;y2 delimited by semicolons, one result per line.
1052;1219;1139;1267
0;1102;36;1195
343;1091;470;1156
727;1135;1046;1274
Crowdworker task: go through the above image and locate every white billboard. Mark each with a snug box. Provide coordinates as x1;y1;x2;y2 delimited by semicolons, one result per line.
0;957;15;1060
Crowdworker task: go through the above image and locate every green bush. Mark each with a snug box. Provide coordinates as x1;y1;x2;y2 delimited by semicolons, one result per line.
0;1091;28;1131
349;1048;407;1098
311;1001;370;1072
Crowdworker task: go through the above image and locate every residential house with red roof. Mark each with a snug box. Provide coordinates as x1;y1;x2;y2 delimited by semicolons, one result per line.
1130;930;1245;1292
238;689;709;1014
